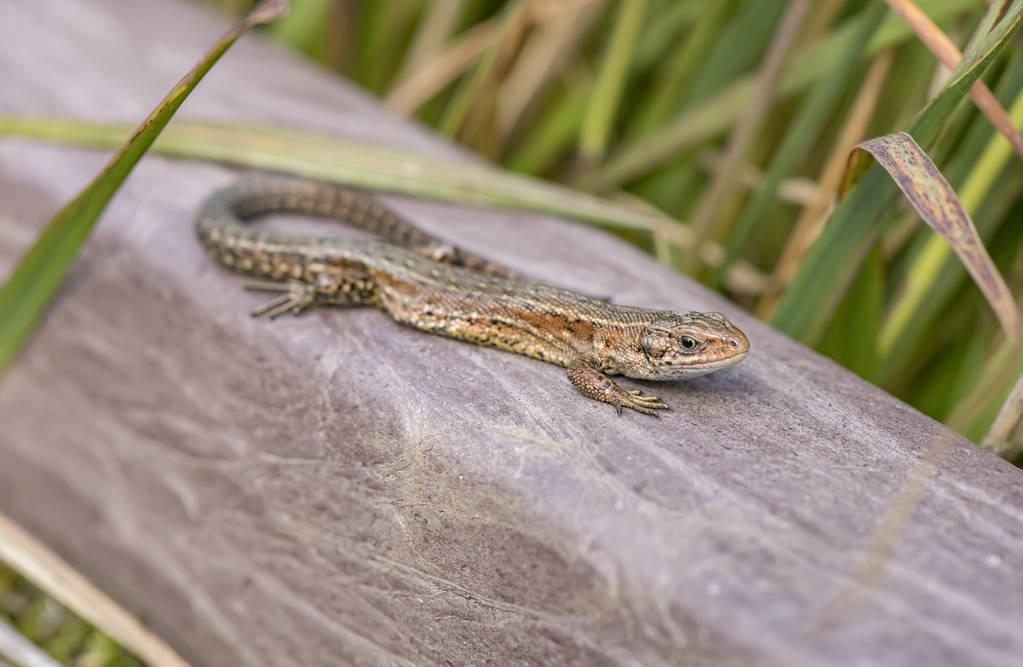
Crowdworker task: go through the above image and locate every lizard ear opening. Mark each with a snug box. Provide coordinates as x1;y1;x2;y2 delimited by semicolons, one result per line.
641;326;672;359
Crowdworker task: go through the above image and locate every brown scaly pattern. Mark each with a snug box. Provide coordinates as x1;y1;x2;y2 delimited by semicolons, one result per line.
196;176;749;415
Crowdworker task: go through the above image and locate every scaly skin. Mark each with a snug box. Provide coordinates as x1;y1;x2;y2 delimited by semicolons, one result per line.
196;176;750;415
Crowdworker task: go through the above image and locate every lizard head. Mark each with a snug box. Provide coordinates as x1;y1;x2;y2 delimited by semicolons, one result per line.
634;311;749;380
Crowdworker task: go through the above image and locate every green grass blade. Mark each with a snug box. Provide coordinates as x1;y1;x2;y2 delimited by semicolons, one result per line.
578;0;646;164
395;0;467;79
817;243;885;381
627;0;733;138
351;0;422;93
771;0;1023;343
0;119;660;233
631;0;703;74
947;330;1023;444
591;0;978;190
899;293;991;418
0;0;288;374
268;0;332;60
594;0;785;201
502;0;687;172
686;0;810;265
437;1;525;139
685;0;788;105
504;79;590;174
710;2;888;288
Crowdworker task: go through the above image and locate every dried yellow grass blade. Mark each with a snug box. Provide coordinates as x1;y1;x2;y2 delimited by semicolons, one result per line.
983;366;1023;453
759;49;894;317
688;0;812;262
886;0;1023;158
844;131;1020;340
385;19;499;114
0;512;189;667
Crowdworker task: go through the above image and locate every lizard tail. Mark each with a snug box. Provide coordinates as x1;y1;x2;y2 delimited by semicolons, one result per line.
196;175;523;281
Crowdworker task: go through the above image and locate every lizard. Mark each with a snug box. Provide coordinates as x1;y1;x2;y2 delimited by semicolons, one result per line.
195;176;750;415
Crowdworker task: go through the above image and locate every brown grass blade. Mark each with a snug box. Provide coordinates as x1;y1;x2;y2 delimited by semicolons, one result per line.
983;366;1023;453
496;0;604;145
945;334;1023;450
759;49;894;316
393;0;467;80
844;131;1020;340
385;19;499;114
687;0;812;262
0;512;190;667
801;0;845;44
886;0;1023;158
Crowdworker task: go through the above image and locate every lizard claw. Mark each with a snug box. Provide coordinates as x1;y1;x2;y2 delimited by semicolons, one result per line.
607;385;671;415
618;388;670;415
246;280;317;319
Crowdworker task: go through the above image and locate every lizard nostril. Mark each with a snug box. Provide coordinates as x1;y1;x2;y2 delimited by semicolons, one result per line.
730;340;738;347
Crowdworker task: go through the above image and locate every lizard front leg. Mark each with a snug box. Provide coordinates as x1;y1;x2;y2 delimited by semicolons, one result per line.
243;266;378;319
566;361;669;416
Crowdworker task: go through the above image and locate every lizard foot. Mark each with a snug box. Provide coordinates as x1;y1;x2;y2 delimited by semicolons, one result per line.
567;362;671;416
622;389;670;413
616;389;670;416
245;281;318;319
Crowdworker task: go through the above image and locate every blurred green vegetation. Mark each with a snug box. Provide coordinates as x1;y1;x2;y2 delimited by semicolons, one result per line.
205;0;1023;454
0;564;141;666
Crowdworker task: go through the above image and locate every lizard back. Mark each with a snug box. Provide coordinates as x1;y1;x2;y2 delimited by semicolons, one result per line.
195;176;660;369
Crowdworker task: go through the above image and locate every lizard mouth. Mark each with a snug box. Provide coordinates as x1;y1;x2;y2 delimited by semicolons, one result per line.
669;345;749;378
627;350;749;381
689;349;748;372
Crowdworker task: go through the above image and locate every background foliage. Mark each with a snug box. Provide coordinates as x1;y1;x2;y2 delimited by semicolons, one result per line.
205;0;1023;458
0;564;140;667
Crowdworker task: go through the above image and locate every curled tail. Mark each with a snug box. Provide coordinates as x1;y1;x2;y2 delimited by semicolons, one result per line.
196;175;522;280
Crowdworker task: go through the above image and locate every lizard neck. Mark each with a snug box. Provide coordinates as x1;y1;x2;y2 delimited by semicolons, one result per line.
588;314;662;376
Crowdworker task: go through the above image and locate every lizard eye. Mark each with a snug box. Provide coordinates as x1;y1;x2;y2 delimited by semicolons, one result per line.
679;336;697;350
